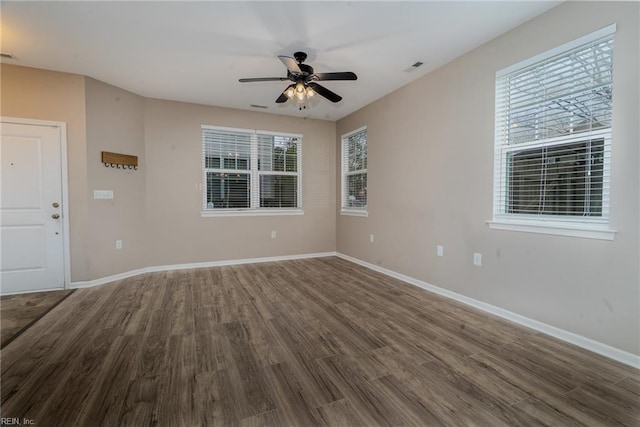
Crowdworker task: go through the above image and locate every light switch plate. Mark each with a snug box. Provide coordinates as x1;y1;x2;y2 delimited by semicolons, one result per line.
93;190;114;199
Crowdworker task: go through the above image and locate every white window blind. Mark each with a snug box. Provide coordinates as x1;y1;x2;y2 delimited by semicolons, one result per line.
341;126;367;212
202;126;302;213
493;24;615;225
257;133;300;208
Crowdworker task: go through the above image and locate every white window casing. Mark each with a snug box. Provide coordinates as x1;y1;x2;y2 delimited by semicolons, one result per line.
489;24;617;240
341;126;368;216
201;125;302;216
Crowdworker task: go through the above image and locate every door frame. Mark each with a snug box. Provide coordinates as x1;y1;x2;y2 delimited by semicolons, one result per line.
1;116;71;290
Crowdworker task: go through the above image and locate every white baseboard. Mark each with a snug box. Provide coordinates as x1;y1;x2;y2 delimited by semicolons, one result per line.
70;251;337;289
336;252;640;369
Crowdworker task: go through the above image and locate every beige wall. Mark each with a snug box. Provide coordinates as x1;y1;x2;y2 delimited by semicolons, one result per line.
336;1;640;355
2;65;336;281
85;78;147;278
143;99;336;267
1;64;91;281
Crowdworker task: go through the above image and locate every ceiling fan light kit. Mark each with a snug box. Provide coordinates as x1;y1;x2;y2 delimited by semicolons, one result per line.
239;51;357;110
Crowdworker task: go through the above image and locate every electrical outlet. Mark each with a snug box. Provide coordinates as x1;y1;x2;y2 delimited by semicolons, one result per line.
116;240;123;250
473;252;482;266
437;245;444;257
271;231;277;239
370;234;375;243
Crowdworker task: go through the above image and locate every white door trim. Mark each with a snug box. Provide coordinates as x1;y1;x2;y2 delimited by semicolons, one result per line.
1;116;71;289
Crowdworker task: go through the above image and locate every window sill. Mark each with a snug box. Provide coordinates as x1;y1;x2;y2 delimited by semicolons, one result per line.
487;219;616;240
340;210;368;217
201;209;303;217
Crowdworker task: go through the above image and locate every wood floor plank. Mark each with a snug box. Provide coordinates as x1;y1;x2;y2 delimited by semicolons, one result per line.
154;334;199;425
166;274;196;336
117;375;160;426
513;332;637;385
316;398;369;427
1;285;119;404
269;312;336;360
222;321;277;418
333;303;436;367
34;326;121;425
468;350;581;401
195;369;240;426
195;328;231;374
617;376;640;398
316;355;421;426
512;383;640;427
1;360;72;422
1;289;75;348
240;409;284;427
1;257;637;426
562;381;640;426
480;340;583;393
421;353;532;407
74;334;143;426
263;362;323;427
370;374;450;426
383;360;532;426
237;303;284;366
232;264;277;322
133;315;171;379
123;288;156;336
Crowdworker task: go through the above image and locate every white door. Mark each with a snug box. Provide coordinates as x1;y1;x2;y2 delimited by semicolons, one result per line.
1;122;65;294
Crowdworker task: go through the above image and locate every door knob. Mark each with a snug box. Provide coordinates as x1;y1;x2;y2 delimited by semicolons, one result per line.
52;202;60;208
52;213;60;219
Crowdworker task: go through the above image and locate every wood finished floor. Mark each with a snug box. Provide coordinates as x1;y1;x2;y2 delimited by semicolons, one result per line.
1;289;75;348
1;257;638;426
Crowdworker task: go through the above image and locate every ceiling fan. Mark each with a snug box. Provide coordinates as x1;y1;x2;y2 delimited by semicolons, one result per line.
239;52;357;108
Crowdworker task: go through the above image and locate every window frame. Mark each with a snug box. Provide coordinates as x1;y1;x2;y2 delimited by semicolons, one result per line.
489;24;617;240
201;125;303;217
340;126;368;217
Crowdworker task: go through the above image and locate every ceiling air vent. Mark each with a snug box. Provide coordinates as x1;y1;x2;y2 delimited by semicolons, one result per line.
404;61;424;72
250;104;268;109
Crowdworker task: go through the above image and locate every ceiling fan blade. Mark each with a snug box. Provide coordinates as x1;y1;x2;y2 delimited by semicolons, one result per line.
239;77;289;82
313;72;357;81
278;55;302;74
308;82;342;103
276;84;295;103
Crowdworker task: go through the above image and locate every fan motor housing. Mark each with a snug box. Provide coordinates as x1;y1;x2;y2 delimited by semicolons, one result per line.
298;63;314;77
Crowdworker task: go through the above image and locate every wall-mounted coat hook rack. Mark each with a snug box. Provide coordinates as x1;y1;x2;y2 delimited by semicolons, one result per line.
102;151;138;170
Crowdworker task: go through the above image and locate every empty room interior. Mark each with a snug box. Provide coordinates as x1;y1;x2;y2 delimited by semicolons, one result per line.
1;1;639;425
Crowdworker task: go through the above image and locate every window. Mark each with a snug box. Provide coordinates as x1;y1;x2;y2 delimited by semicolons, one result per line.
491;24;616;239
202;126;302;215
341;126;367;215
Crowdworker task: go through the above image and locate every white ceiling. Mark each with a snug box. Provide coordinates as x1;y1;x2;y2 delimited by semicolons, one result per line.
1;1;561;121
